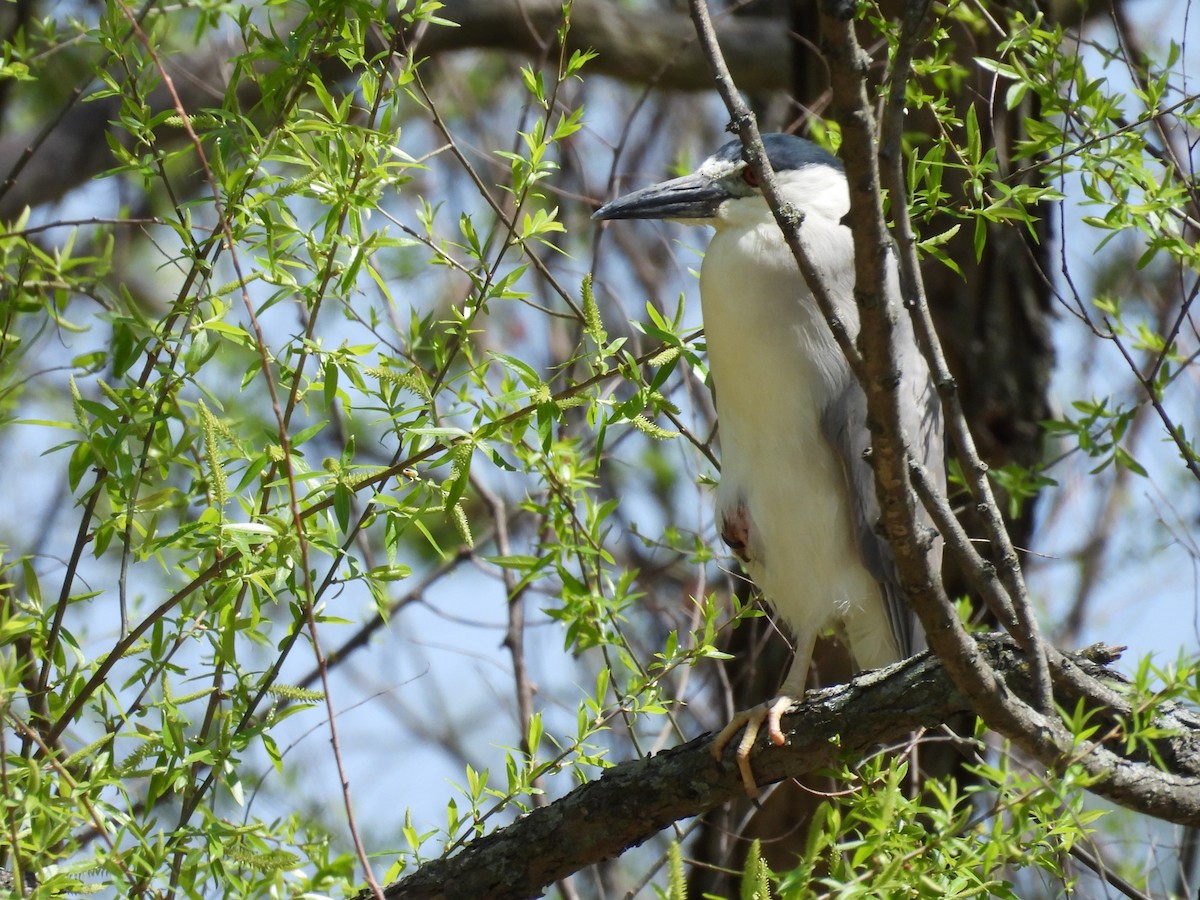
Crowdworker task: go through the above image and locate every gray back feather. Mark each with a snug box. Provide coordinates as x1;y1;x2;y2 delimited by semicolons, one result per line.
820;248;943;657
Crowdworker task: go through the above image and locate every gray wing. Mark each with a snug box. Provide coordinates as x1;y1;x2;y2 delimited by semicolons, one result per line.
820;256;943;658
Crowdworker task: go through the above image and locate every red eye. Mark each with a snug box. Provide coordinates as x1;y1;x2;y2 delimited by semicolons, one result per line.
741;166;759;187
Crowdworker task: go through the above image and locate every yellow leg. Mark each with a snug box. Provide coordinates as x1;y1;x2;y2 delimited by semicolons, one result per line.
710;630;818;796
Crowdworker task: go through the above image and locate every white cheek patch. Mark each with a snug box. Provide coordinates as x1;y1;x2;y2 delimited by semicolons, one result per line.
699;157;740;181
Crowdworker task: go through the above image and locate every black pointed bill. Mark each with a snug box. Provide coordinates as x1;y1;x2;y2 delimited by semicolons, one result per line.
592;173;730;221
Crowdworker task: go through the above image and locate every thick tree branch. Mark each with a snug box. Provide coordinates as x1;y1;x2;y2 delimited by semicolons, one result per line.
420;0;789;92
370;638;1200;899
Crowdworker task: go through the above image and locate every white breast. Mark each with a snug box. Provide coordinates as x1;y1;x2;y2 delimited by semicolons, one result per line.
700;213;893;666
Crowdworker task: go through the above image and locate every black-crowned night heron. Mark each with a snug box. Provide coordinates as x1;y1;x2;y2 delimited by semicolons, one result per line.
594;133;943;795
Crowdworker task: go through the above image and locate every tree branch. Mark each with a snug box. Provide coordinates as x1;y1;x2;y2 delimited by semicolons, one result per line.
370;638;1200;899
420;0;790;92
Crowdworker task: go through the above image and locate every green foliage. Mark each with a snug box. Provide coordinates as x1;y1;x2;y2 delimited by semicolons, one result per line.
659;841;687;900
0;0;716;893
1043;397;1148;476
739;840;771;900
968;10;1198;480
0;0;1195;897
767;750;1105;898
894;0;1198;485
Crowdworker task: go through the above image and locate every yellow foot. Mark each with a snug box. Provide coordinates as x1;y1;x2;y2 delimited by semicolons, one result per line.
710;695;796;797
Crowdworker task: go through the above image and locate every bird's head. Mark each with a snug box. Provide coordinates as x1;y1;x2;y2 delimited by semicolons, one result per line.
592;133;846;227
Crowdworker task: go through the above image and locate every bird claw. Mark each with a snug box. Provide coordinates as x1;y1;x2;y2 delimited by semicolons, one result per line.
710;696;796;797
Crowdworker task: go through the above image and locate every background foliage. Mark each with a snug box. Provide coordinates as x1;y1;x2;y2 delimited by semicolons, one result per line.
0;0;1197;897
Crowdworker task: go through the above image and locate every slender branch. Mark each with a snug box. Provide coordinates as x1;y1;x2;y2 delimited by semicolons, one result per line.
1104;318;1200;484
683;2;865;382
